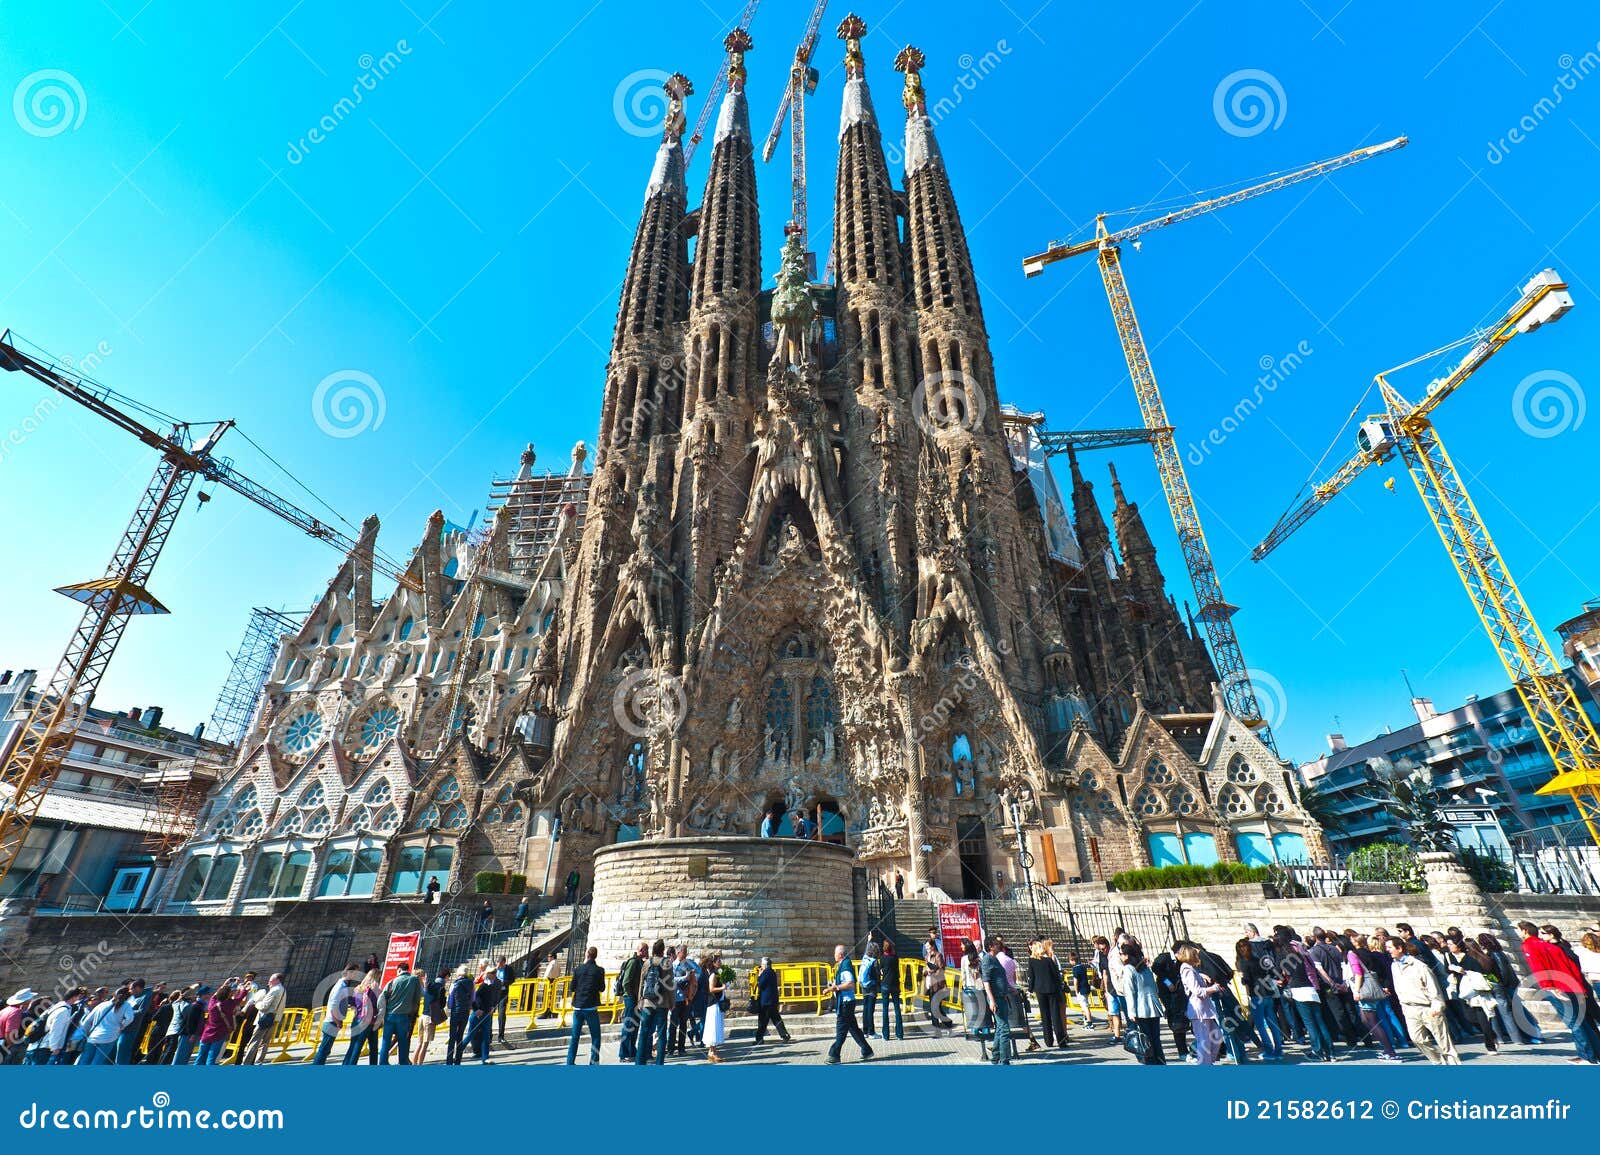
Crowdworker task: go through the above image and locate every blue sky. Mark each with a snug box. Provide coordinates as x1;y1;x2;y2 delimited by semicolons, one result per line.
0;0;1595;765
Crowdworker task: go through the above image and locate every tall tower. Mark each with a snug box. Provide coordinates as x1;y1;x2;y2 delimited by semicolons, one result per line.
672;30;764;644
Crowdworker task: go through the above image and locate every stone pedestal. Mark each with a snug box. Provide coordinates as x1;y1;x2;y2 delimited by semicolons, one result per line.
1422;851;1495;937
587;837;855;973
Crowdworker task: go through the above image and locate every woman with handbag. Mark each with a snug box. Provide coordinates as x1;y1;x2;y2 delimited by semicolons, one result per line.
1119;941;1165;1065
1178;944;1224;1065
1341;935;1399;1060
1443;938;1499;1052
922;933;954;1029
1274;929;1335;1062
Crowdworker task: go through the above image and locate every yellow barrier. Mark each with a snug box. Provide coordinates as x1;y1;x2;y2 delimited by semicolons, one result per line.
742;962;832;1014
557;986;624;1026
896;959;964;1016
267;1008;310;1063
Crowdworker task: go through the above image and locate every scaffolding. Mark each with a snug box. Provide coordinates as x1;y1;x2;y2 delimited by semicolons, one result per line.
485;470;590;576
208;606;303;747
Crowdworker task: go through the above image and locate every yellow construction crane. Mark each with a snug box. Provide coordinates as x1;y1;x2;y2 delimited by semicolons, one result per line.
1251;270;1600;845
0;332;421;887
1022;136;1408;752
760;0;830;280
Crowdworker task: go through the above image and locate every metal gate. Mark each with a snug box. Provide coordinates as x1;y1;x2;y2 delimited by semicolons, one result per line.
416;905;496;980
563;895;592;971
281;927;353;1009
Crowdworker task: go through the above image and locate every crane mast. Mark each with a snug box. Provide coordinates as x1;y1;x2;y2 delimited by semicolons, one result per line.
761;0;829;281
0;332;419;887
1021;136;1407;752
1250;270;1599;844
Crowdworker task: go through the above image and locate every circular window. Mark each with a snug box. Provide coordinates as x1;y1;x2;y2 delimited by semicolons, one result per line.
504;804;524;825
282;710;325;754
359;705;401;750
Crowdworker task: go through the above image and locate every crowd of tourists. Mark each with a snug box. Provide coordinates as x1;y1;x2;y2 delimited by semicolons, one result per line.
2;918;1596;1067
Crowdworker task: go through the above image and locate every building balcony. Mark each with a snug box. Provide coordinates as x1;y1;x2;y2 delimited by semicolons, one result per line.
1341;814;1406;839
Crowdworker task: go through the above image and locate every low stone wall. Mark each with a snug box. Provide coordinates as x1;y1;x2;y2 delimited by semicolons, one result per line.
1060;855;1600;958
0;894;527;996
587;837;854;974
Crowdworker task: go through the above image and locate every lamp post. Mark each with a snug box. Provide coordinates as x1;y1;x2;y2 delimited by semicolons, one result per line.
1004;790;1040;937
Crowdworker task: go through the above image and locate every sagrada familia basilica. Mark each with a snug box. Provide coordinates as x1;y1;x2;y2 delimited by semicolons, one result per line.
157;17;1320;914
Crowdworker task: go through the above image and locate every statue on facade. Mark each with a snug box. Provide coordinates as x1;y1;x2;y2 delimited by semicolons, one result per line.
770;228;816;370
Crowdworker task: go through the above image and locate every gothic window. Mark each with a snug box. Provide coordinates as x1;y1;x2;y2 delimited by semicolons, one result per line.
366;780;393;806
373;806;400;833
358;706;401;751
1146;761;1174;786
278;811;304;835
503;804;524;825
496;785;514;805
1219;785;1252;817
764;678;793;763
441;802;469;830
1256;787;1286;815
213;812;236;836
237;810;264;838
436;776;461;803
305;808;332;836
412;804;440;831
233;784;258;811
485;806;503;825
1081;772;1100;792
804;676;835;762
328;621;344;645
1132;786;1165;816
300;782;325;808
1169;788;1200;816
282;709;325;755
1097;794;1120;817
1227;755;1259;785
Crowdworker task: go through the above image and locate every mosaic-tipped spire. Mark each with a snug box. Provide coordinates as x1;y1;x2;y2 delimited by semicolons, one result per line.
895;45;927;114
725;28;753;94
839;13;867;79
662;71;693;142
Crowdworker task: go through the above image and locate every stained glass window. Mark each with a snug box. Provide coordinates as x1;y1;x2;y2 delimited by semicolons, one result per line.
283;710;324;754
359;706;401;750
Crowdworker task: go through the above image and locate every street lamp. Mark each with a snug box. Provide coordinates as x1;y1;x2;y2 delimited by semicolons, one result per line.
1003;790;1040;936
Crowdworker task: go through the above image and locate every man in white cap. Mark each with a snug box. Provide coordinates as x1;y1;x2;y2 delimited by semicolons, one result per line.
1;989;36;1065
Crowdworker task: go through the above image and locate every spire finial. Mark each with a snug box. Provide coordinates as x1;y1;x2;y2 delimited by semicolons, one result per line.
724;28;754;93
838;14;868;78
1109;461;1127;505
894;45;927;114
662;72;693;142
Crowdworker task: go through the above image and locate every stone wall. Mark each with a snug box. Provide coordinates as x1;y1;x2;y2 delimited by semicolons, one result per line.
0;895;527;997
587;837;854;974
1067;855;1600;958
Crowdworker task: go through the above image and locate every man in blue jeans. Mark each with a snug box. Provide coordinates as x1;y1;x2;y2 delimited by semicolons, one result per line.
633;941;674;1065
980;935;1013;1065
565;946;606;1065
378;962;421;1065
823;944;873;1065
312;973;359;1066
616;941;647;1062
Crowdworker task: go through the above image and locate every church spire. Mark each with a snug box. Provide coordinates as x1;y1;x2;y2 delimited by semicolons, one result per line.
693;31;760;304
834;15;902;292
898;46;981;324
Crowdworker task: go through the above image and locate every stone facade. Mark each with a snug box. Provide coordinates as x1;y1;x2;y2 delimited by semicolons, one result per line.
586;837;854;972
152;13;1321;919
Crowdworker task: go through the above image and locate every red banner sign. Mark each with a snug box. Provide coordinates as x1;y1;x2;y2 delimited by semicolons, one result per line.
936;902;983;968
380;931;421;987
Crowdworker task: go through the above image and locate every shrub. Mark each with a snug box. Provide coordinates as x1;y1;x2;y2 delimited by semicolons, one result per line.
474;871;506;894
1345;842;1425;893
508;873;529;894
1109;862;1272;892
1458;848;1514;893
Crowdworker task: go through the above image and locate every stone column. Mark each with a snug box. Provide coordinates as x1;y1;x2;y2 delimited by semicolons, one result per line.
1422;851;1495;937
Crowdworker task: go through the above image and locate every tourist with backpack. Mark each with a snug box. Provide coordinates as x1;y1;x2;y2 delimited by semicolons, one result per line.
859;941;883;1037
669;944;696;1055
444;965;474;1065
633;939;675;1066
25;989;82;1065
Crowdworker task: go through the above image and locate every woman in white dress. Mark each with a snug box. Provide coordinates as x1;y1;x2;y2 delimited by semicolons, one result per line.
702;953;726;1063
